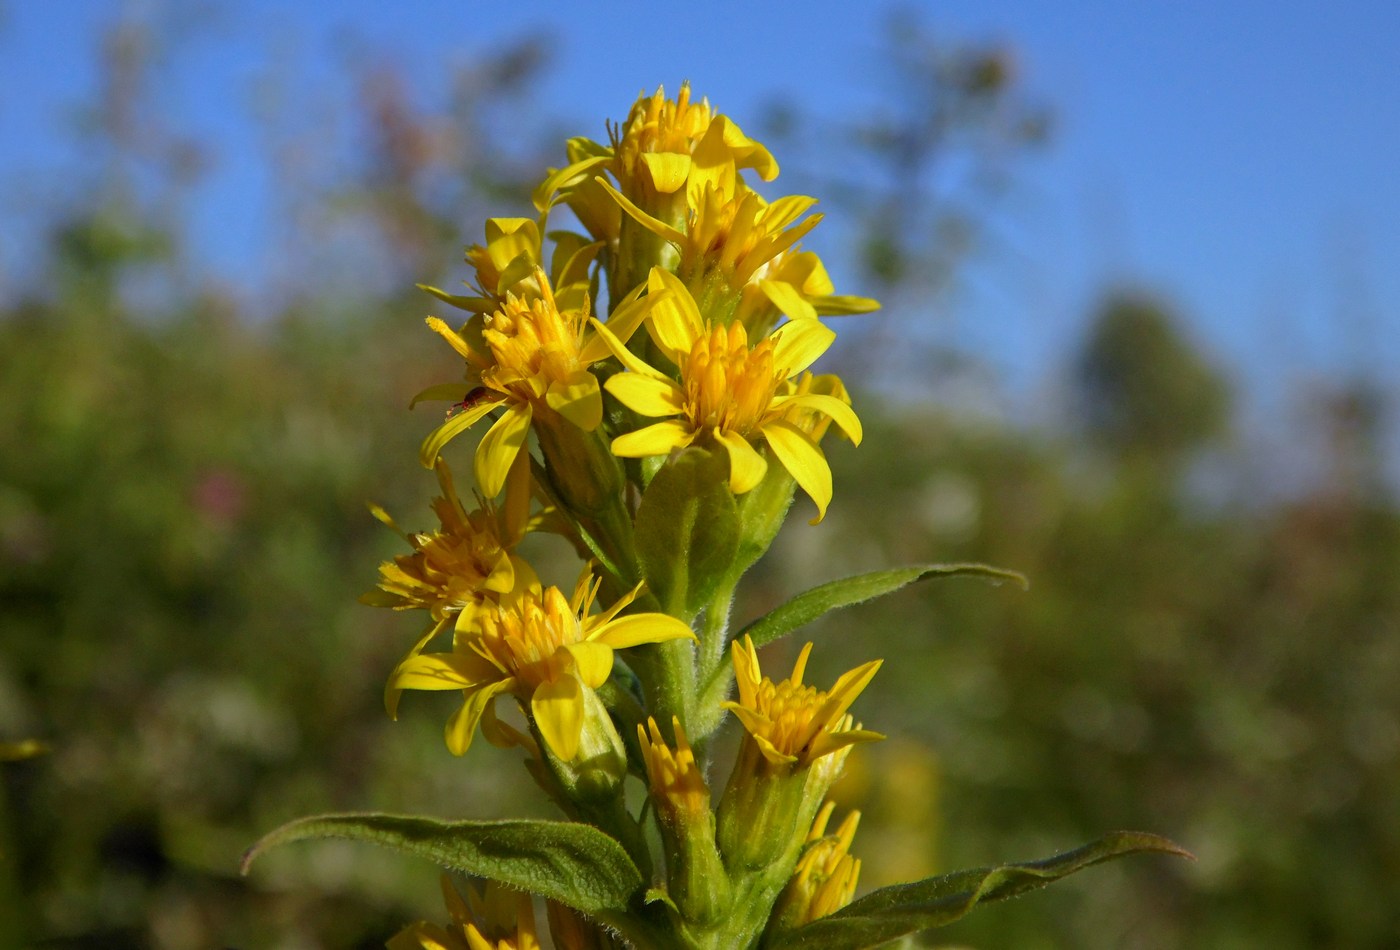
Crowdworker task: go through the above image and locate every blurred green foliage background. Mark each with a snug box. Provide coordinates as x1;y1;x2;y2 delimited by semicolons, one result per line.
2;14;1397;950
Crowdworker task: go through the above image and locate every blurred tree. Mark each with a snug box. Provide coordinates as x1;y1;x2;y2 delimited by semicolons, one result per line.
1074;290;1231;469
760;8;1049;396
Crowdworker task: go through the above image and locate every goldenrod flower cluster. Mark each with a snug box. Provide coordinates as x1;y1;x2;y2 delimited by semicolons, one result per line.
244;81;1186;950
365;84;883;947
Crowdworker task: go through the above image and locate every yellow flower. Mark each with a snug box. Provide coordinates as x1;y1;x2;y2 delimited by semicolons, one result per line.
364;456;538;718
388;875;540;950
598;175;820;302
638;717;710;820
723;636;883;769
418;269;662;497
773;803;863;928
534;83;777;232
364;458;533;634
387;567;694;759
594;269;862;523
420;216;601;319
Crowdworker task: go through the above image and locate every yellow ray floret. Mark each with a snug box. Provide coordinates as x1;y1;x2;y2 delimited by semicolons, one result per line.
736;249;882;336
388;875;540;950
387;567;694;760
723;636;883;768
594;269;862;523
418;270;664;496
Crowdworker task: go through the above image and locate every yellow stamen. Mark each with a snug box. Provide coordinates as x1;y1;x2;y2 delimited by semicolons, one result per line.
683;322;780;437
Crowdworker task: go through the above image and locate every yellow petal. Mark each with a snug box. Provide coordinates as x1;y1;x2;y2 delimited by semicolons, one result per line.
419;396;502;468
501;447;532;547
564;641;615;689
763;420;832;524
475;403;532;498
641;152;692;193
545;370;603;430
451;600;484;639
388;651;499;712
578;283;651;364
595;177;685;243
646;268;704;363
532;154;610;212
774;392;864;444
759;279;818;322
610;420;694;458
752;731;800;766
586;579;643;629
426;316;475;360
721;700;778;747
769;318;836;376
714;429;768;494
808;727;886;762
532;675;585;761
764;194;820;230
481;554;516;595
483;217;540;271
605;374;686;417
820;659;883;724
731;637;762;707
445;680;513;757
791;642;814;685
708;114;779;181
587;315;668;378
593;613;696;650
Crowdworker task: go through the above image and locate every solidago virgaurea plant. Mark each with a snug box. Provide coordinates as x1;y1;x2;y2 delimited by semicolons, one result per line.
243;83;1190;949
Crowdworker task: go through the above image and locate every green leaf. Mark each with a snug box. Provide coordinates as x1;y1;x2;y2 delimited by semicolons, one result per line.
770;831;1192;949
738;563;1027;651
242;813;643;920
634;449;740;621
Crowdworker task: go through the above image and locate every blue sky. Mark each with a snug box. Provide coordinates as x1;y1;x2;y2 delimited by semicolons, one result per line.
4;1;1398;435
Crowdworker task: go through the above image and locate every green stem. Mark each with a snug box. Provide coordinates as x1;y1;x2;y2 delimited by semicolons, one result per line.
632;637;698;741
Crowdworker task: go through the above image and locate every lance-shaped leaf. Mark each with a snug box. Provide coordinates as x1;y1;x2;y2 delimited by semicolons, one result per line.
242;813;644;921
770;831;1192;949
737;563;1027;652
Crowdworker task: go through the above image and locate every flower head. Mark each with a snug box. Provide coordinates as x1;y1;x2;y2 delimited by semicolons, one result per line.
419;270;661;496
389;875;540;950
598;177;820;307
772;803;863;929
723;636;883;770
422;216;600;319
638;717;711;820
534;83;777;231
388;566;693;759
595;269;862;522
363;458;533;635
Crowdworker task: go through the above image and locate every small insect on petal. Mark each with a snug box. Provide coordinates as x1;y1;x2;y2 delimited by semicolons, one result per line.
446;386;492;420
